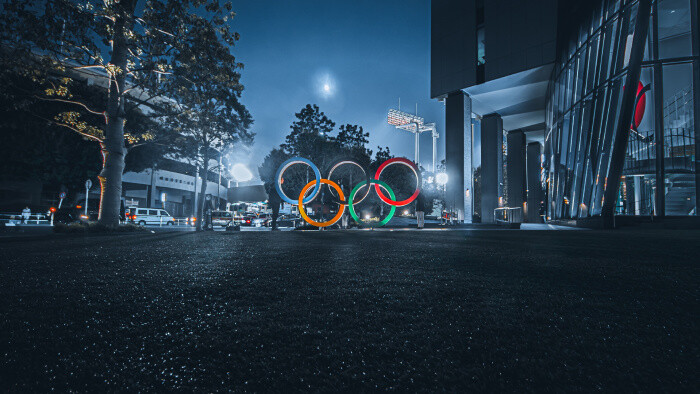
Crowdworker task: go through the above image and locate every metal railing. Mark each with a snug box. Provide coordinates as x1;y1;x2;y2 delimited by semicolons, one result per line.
624;127;695;173
663;86;694;129
494;207;523;224
0;213;51;225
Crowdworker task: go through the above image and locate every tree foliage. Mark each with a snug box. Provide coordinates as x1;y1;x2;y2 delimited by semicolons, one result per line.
0;0;249;225
0;65;164;199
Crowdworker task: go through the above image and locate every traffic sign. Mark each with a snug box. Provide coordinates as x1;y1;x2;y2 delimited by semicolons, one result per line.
59;192;66;199
85;179;92;189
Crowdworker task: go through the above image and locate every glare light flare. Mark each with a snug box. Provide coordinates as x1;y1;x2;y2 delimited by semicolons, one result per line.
231;163;253;182
436;172;449;186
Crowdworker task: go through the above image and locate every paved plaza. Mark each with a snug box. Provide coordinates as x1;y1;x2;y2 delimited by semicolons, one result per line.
1;229;698;391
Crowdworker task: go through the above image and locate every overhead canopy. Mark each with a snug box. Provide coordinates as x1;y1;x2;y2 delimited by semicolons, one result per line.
464;64;553;143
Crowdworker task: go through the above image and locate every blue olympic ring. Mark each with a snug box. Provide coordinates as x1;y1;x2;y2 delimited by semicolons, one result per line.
275;157;322;205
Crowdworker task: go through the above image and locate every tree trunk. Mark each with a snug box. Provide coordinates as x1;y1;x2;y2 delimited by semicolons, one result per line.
97;1;135;226
196;146;209;231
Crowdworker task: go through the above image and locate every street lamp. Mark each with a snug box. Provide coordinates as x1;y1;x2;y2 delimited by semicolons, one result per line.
436;172;448;186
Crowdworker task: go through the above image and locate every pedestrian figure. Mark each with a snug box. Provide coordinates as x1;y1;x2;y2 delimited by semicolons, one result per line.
21;206;31;224
415;193;425;229
269;189;281;231
341;211;349;229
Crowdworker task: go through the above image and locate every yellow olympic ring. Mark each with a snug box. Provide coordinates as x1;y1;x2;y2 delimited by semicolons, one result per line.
298;179;346;228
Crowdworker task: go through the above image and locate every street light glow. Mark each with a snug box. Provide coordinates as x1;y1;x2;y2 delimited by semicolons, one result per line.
231;163;253;182
436;172;448;185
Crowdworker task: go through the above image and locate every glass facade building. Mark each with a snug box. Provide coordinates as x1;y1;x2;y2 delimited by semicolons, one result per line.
545;0;698;219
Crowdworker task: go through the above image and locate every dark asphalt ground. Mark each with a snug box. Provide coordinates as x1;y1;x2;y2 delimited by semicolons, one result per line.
0;229;698;392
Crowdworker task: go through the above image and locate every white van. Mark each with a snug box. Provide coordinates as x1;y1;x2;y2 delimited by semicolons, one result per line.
133;208;175;226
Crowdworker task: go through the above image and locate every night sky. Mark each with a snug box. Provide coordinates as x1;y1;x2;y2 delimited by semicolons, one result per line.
228;0;444;178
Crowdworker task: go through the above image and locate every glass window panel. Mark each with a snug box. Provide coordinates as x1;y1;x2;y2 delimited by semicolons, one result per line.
643;10;653;61
579;17;589;47
606;0;621;21
599;19;618;84
662;63;696;215
559;74;566;117
623;66;657;207
592;76;624;215
572;97;595;216
657;0;693;58
616;3;637;72
586;34;600;93
566;61;575;109
560;113;571;166
582;88;607;212
575;50;586;103
592;1;604;33
567;105;582;171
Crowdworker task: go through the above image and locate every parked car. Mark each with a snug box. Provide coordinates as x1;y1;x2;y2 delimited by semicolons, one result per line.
211;211;242;227
132;208;175;226
275;214;301;228
251;213;270;227
241;213;257;226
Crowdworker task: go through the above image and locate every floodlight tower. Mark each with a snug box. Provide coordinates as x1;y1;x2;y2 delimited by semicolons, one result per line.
387;108;439;171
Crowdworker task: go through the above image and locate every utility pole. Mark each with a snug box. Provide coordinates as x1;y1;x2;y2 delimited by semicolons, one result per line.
193;167;199;218
218;153;222;210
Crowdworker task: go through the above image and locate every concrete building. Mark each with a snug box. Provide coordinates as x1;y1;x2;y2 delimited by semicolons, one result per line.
121;160;229;217
432;0;699;225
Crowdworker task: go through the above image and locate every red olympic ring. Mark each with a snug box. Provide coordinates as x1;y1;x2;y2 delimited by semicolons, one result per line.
373;157;421;207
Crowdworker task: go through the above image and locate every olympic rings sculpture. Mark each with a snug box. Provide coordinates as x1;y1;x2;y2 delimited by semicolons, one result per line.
275;156;421;228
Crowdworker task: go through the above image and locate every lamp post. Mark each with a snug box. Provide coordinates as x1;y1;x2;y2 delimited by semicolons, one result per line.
84;179;92;217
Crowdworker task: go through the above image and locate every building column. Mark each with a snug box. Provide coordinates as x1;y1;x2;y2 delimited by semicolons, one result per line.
481;113;503;223
147;168;157;208
464;97;473;223
445;91;471;222
507;130;526;210
526;142;543;223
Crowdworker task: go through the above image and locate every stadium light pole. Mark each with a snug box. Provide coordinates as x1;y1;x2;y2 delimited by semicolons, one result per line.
387;108;438;170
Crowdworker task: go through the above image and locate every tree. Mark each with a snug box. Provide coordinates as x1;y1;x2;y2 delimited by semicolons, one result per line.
281;104;337;165
0;0;244;226
258;148;289;191
0;67;165;205
373;146;393;168
167;12;253;231
282;104;335;152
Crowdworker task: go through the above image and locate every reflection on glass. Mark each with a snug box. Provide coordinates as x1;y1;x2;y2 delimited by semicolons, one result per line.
542;0;697;220
657;0;693;58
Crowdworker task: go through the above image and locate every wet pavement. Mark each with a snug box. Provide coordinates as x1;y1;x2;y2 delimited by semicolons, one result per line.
1;229;698;391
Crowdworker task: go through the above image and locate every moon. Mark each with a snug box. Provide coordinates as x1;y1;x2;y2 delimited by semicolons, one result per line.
316;72;336;99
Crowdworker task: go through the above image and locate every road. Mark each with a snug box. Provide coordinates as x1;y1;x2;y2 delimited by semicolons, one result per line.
0;229;697;391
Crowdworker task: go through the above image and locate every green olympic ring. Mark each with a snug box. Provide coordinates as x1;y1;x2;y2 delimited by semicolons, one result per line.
348;179;396;227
